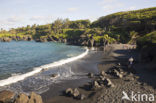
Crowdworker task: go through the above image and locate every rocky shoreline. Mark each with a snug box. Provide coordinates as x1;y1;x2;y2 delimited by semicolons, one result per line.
0;36;33;42
41;44;156;103
0;44;156;103
0;90;43;103
0;34;109;47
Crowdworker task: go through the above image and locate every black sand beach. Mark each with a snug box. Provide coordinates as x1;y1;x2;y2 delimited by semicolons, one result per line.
41;49;104;103
1;44;155;103
41;44;156;103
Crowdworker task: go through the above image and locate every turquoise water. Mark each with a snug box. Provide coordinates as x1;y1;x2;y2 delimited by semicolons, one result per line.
0;41;85;80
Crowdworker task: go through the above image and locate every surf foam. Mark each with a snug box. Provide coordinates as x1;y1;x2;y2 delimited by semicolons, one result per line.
0;48;89;86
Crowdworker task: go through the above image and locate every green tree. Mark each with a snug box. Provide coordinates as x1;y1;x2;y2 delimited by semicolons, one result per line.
52;18;63;34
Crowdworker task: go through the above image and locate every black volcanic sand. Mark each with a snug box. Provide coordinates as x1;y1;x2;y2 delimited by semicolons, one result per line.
41;49;104;102
41;44;156;103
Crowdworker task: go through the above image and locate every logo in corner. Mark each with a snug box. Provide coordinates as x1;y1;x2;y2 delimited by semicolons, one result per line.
121;91;155;102
122;91;130;100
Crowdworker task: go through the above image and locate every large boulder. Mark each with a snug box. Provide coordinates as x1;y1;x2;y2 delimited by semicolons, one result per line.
14;93;29;103
103;78;115;87
92;81;101;89
113;69;123;78
0;90;15;103
28;92;43;103
0;91;43;103
100;71;106;76
65;88;73;96
108;68;123;78
73;88;80;98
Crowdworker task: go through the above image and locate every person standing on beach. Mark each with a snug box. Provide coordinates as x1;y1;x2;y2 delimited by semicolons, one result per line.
129;57;134;65
128;57;136;73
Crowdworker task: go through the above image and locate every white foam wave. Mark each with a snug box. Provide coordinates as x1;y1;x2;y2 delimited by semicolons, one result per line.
0;48;89;86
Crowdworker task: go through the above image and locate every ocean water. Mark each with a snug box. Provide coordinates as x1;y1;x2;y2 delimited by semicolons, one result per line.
0;41;87;88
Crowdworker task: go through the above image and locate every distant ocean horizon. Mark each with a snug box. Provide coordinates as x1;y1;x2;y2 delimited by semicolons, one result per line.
0;41;87;87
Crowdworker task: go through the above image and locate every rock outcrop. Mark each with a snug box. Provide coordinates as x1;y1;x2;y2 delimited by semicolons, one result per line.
65;88;86;100
0;90;15;103
0;36;33;42
15;93;29;103
28;92;43;103
92;81;101;89
73;88;80;98
103;78;115;87
107;67;123;78
65;88;73;96
0;91;43;103
100;71;106;76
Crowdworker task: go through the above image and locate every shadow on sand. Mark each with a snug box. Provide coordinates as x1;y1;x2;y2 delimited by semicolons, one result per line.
112;49;156;89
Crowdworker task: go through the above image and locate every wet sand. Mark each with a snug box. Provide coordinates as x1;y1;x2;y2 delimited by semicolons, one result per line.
41;49;105;103
41;44;156;103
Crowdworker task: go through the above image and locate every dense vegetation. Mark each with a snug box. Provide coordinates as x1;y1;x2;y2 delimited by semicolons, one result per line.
0;7;156;48
136;31;156;63
137;31;156;49
0;19;116;46
92;7;156;43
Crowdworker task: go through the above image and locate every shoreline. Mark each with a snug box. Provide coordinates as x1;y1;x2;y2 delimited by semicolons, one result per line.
0;46;88;87
1;44;156;103
41;44;156;103
40;46;109;103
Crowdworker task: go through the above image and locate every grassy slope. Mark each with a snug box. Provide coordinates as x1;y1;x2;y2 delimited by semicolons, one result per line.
92;7;156;43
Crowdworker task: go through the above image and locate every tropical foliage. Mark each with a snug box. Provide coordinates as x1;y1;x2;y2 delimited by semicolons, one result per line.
92;7;156;43
0;7;156;46
137;31;156;49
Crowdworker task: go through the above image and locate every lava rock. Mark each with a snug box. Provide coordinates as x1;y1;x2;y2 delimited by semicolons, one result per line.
28;92;43;103
77;94;86;100
73;88;80;98
88;73;94;78
65;88;73;96
92;81;101;89
103;78;115;87
0;90;15;103
15;93;29;103
110;69;123;78
100;71;106;76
